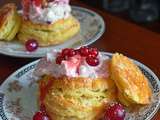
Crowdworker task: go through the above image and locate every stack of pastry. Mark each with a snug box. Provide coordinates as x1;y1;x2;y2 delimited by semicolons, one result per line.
0;3;21;41
18;0;80;46
33;47;152;120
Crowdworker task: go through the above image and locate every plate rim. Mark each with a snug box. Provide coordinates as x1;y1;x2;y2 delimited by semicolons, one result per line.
0;52;160;120
0;6;105;58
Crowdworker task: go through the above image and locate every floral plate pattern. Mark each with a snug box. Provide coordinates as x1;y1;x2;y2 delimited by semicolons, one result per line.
0;52;160;120
0;6;105;58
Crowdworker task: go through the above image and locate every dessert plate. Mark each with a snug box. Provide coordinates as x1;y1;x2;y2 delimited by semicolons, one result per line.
0;6;105;58
0;52;160;120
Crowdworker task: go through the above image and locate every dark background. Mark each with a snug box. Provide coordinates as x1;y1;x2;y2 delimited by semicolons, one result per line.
82;0;160;33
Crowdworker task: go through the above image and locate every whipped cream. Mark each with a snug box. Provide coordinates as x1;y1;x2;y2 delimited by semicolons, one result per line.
28;1;71;24
34;50;110;79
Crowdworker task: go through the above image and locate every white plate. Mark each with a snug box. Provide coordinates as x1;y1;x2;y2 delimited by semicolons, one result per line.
0;52;160;120
0;6;105;58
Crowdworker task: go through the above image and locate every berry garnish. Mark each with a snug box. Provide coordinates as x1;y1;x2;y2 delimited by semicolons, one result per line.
56;47;100;67
25;39;39;52
68;49;76;57
32;0;42;7
88;47;99;58
104;103;126;120
40;104;46;114
62;48;76;57
86;56;99;66
56;55;64;64
62;48;70;56
33;111;49;120
79;46;89;57
22;0;31;19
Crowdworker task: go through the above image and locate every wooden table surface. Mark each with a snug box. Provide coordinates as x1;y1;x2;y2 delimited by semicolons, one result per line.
0;0;159;120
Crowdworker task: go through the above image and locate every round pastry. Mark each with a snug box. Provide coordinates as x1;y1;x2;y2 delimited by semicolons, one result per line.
18;0;80;47
34;47;117;120
0;3;21;41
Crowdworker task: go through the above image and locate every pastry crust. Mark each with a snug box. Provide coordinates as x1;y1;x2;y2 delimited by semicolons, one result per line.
18;16;80;46
0;3;21;41
38;75;117;120
110;53;152;105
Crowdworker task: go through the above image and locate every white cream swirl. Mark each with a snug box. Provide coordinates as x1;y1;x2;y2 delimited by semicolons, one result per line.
34;50;110;79
29;2;71;24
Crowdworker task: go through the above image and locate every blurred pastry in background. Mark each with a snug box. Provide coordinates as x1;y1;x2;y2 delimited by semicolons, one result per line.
0;3;21;41
18;0;80;47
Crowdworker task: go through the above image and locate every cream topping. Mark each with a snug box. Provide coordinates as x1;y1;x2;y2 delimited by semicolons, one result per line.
28;1;71;24
34;50;110;79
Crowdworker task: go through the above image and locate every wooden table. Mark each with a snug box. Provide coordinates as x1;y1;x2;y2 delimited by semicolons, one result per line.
0;0;159;120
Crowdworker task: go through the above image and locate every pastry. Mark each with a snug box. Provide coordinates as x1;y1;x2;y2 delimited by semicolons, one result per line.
32;47;152;120
110;53;152;105
33;47;117;120
18;0;80;47
0;3;21;41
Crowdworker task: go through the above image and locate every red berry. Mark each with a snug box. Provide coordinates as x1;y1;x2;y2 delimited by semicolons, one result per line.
33;111;49;120
22;0;31;19
40;104;46;114
62;48;70;56
68;49;76;57
25;39;39;52
104;103;126;120
62;48;76;57
79;46;89;56
56;55;64;64
88;47;99;58
32;0;42;6
86;56;99;66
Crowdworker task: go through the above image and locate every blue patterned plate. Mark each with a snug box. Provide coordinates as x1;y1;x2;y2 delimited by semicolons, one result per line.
0;6;105;58
0;52;159;120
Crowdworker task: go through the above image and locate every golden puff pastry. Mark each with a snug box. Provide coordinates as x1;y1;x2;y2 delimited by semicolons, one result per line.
0;3;21;41
110;53;152;106
18;16;80;47
38;75;117;120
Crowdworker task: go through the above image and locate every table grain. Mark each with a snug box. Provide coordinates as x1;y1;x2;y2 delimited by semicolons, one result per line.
0;0;159;120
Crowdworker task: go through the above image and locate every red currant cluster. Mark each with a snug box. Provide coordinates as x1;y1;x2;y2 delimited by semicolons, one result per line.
33;104;50;120
56;46;99;66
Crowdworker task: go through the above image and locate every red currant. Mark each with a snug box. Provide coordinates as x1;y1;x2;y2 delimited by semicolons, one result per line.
40;104;46;114
79;46;89;56
88;47;99;58
33;111;49;120
62;48;76;57
25;39;39;52
62;48;70;56
56;55;64;64
68;49;76;57
104;103;126;120
32;0;42;7
86;56;99;66
22;0;31;19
